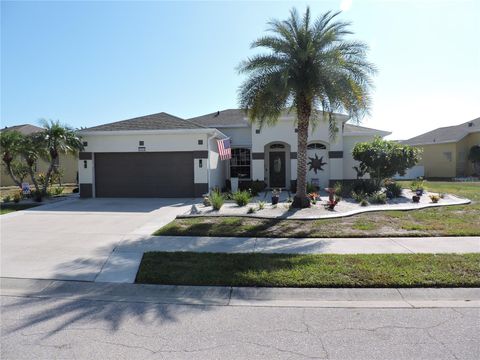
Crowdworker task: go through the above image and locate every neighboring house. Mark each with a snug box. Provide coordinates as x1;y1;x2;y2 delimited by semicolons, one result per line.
0;124;78;187
402;117;480;178
77;110;390;198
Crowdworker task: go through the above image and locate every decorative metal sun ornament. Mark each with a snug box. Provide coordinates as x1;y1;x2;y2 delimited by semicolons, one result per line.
308;153;327;174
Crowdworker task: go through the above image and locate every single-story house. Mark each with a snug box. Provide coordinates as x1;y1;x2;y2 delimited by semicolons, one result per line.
402;117;480;178
78;110;390;198
1;124;78;187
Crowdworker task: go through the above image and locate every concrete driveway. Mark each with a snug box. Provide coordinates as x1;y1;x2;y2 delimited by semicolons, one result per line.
0;197;195;281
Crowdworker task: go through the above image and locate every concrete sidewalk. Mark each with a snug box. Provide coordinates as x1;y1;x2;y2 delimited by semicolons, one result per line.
95;235;480;283
2;277;479;308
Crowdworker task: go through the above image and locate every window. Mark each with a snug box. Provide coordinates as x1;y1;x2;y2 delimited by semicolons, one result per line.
139;140;144;146
307;143;326;150
230;148;251;179
270;143;285;149
198;139;203;145
82;141;88;147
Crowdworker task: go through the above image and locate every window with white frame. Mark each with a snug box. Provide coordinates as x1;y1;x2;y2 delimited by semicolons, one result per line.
307;143;327;150
230;148;251;179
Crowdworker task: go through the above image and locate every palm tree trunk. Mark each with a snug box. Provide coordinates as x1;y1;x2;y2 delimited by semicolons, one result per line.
26;165;41;194
42;159;56;195
292;98;311;208
4;161;22;187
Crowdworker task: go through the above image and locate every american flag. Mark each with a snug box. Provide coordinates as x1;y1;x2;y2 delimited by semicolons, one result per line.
217;138;232;160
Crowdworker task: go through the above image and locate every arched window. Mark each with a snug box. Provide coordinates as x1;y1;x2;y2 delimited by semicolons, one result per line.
307;143;326;150
270;143;285;149
230;148;251;179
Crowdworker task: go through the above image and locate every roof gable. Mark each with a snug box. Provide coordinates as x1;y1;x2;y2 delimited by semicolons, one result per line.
84;112;206;132
403;117;480;145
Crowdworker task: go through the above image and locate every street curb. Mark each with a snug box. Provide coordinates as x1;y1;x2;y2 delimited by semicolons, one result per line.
1;278;479;308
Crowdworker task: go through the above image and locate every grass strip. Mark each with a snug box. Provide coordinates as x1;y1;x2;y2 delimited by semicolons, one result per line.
136;252;480;288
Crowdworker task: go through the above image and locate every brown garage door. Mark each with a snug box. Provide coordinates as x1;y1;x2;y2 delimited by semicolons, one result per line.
95;152;195;197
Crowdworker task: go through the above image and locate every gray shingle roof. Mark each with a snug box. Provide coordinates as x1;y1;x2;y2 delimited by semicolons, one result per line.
84;112;206;132
402;117;480;145
0;124;43;135
343;123;391;136
188;108;350;128
188;109;250;127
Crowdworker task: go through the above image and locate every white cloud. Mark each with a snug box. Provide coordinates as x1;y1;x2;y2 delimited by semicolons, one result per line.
340;0;353;11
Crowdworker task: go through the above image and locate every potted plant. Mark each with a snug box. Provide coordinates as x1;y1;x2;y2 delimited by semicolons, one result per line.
412;195;420;203
271;188;281;205
429;194;440;203
410;178;425;196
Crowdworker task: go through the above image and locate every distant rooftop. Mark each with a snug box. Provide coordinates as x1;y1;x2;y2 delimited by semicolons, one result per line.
82;112;206;132
0;124;43;135
343;123;391;136
402;117;480;145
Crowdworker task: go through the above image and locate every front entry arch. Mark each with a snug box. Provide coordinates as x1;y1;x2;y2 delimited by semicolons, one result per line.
264;142;291;188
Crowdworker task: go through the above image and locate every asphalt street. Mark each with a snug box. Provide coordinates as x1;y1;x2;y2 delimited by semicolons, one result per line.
1;293;479;360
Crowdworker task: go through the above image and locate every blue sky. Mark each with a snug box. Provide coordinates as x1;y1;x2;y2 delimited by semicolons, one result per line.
1;0;479;139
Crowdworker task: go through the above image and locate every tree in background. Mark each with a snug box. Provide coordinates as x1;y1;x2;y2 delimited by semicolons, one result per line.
352;137;421;188
39;119;83;195
0;130;25;187
468;145;480;175
238;7;376;207
19;133;47;195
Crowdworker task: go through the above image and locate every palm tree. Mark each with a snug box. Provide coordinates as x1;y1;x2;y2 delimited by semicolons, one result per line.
238;7;376;207
20;133;46;194
0;130;25;187
39;119;83;194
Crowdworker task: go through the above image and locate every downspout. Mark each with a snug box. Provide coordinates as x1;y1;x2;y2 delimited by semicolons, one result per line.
207;132;215;193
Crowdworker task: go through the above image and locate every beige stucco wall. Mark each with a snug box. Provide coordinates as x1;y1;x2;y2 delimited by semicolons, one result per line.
414;132;480;178
1;153;78;187
416;143;457;178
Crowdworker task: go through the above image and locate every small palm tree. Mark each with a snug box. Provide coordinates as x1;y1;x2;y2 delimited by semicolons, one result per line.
39;119;83;194
0;130;25;187
238;7;376;207
20;133;46;194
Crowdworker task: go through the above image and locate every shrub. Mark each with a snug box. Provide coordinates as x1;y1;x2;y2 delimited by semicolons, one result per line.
333;182;343;197
257;201;266;210
209;191;224;210
352;137;421;188
307;182;320;193
13;192;21;203
239;180;266;196
52;187;64;196
351;190;367;203
72;187;79;193
352;179;380;195
360;199;369;207
308;192;319;205
3;195;12;203
410;178;426;191
233;190;251;207
369;191;387;204
384;180;402;198
247;207;256;214
429;194;440;203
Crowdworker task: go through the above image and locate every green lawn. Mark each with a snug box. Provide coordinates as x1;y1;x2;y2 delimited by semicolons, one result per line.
0;203;41;215
136;252;480;288
155;181;480;238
